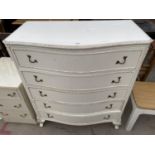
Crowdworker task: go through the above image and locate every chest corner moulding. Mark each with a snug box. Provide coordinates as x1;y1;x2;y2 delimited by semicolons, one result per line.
3;20;152;128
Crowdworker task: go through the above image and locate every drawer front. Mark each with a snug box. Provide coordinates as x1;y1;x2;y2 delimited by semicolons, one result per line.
23;71;133;90
0;110;32;120
14;49;141;73
29;87;127;104
39;111;121;125
0;99;29;112
35;100;123;114
0;89;20;99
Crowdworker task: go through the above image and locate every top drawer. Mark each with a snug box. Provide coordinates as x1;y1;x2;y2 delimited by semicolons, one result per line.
13;47;141;73
0;89;20;99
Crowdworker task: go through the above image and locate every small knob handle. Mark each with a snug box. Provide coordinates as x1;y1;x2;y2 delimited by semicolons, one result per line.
39;91;47;97
14;104;22;109
0;104;3;107
108;92;117;98
43;103;51;109
20;113;27;118
105;104;113;109
34;75;43;82
116;56;127;64
27;55;38;63
8;92;16;97
47;113;54;118
111;77;121;84
103;115;110;120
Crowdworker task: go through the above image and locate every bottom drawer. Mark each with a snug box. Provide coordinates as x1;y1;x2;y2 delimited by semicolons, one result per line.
1;117;36;124
35;100;123;114
39;111;121;126
0;110;35;124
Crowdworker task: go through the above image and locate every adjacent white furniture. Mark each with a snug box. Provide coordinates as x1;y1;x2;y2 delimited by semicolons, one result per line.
0;57;36;124
3;20;152;128
126;82;155;131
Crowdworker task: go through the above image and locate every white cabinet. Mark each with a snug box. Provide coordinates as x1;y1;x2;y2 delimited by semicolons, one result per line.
0;58;36;124
3;20;152;128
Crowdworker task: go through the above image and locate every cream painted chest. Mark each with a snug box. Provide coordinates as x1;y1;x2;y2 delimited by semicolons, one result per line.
0;57;36;124
3;20;152;128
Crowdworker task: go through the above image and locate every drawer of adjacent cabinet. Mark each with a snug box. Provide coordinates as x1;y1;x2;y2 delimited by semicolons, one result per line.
0;99;29;112
39;111;121;126
35;100;123;114
0;110;32;120
22;71;134;90
13;48;141;73
0;89;20;99
29;87;127;104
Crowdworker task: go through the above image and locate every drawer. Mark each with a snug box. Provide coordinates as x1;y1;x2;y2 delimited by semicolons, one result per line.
13;48;141;73
39;111;121;126
23;71;133;90
0;110;32;120
0;99;29;112
0;89;20;99
35;100;123;114
1;117;36;124
29;87;127;104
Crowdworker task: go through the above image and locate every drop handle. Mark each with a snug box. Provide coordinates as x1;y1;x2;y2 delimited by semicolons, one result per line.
111;76;121;84
20;113;27;118
47;113;54;118
34;75;43;82
8;92;16;97
103;115;110;120
14;104;22;109
39;91;47;97
27;55;38;63
43;103;51;109
105;104;113;109
0;112;8;116
116;56;127;64
108;92;117;98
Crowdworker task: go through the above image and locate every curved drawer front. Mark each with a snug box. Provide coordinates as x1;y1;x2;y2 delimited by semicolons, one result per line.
0;99;29;112
29;87;127;104
39;111;121;126
35;100;123;114
22;71;133;90
14;48;141;73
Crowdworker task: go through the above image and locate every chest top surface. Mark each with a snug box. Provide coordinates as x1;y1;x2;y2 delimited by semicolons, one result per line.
0;57;21;88
4;20;152;49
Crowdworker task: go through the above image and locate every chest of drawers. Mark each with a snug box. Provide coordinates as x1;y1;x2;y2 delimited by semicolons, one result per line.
0;58;36;124
3;20;152;128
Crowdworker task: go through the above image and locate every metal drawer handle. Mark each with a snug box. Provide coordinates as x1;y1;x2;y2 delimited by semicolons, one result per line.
116;56;127;64
39;91;47;97
105;104;113;109
34;75;43;82
44;103;51;109
0;104;3;107
0;112;8;116
108;92;117;98
20;113;27;118
111;76;121;84
47;113;54;118
103;115;110;120
14;104;22;109
27;55;38;63
8;92;16;97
